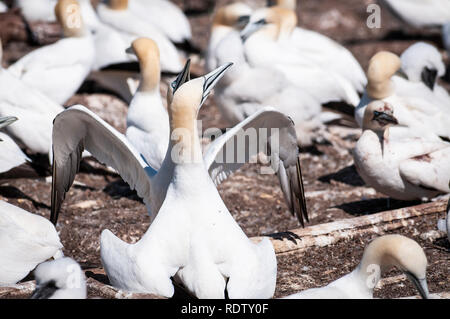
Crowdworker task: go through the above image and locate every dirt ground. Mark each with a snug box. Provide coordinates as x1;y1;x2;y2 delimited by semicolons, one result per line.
0;0;448;299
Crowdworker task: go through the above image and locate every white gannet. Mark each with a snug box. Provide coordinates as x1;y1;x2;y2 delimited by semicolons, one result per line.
353;100;450;201
0;39;64;155
437;198;449;242
397;42;450;111
14;0;56;22
283;234;430;299
355;51;450;141
96;0;183;73
240;7;361;105
31;257;86;299
206;2;253;72
51;60;308;226
0;116;30;174
125;38;169;170
0;1;7;13
0;200;63;285
212;29;324;147
51;63;278;299
267;0;367;93
129;0;192;45
8;0;95;105
378;0;450;27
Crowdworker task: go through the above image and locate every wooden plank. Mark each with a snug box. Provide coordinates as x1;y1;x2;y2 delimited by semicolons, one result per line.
252;201;447;254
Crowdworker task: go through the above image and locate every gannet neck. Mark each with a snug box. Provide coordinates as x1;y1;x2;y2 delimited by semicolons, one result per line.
55;0;86;38
109;0;128;11
212;3;252;29
167;81;203;164
132;38;161;93
367;51;401;99
357;235;428;290
268;7;297;40
269;0;297;10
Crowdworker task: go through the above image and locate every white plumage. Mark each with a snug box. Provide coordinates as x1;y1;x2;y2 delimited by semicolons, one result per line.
378;0;450;27
96;0;183;73
284;235;429;299
353;101;450;201
8;0;95;105
0;200;63;285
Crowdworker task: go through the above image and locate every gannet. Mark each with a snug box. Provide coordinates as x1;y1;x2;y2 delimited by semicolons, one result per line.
0;1;7;13
212;29;324;147
31;257;86;299
398;42;450;111
0;200;63;285
284;235;430;299
266;0;367;93
355;51;450;141
0;116;30;174
129;0;192;45
125;38;169;170
437;198;449;242
0;39;64;155
8;0;95;105
206;2;253;72
353;100;450;201
240;7;361;105
267;0;296;10
51;60;308;227
378;0;450;27
51;63;278;298
96;0;183;73
14;0;56;22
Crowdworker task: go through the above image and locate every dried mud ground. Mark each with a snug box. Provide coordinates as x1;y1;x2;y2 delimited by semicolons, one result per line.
0;0;449;299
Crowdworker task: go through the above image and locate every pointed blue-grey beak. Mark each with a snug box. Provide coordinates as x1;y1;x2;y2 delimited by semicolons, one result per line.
201;62;233;106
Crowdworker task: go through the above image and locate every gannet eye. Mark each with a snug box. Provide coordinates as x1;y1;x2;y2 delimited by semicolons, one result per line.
171;81;177;89
237;15;250;25
255;18;267;25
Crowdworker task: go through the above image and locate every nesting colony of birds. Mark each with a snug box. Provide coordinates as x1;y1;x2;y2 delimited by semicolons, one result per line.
0;0;449;300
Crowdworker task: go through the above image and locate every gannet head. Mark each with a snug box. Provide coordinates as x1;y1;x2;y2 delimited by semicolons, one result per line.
362;100;398;133
267;0;297;10
240;7;297;42
359;235;429;299
169;62;233;131
126;38;161;92
367;51;401;99
107;0;128;10
400;42;445;90
55;0;86;37
0;116;18;130
167;59;191;107
31;258;87;299
213;2;253;30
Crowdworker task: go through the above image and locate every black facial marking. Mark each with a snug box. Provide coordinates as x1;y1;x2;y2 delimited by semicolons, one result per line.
30;280;58;299
372;111;398;126
421;67;438;90
237;15;250;25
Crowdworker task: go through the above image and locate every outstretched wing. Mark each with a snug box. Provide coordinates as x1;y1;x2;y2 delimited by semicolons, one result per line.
203;107;308;226
51;105;156;224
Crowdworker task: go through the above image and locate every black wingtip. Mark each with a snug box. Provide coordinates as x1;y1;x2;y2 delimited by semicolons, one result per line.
296;157;309;225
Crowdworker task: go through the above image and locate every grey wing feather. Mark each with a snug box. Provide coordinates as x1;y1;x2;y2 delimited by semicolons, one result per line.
51;105;156;223
204;106;308;225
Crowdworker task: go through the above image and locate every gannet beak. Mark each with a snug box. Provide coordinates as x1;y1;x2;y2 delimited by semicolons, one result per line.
372;111;398;126
201;62;233;105
0;116;18;129
30;281;58;299
405;272;429;299
125;46;134;55
171;59;191;93
240;20;265;42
